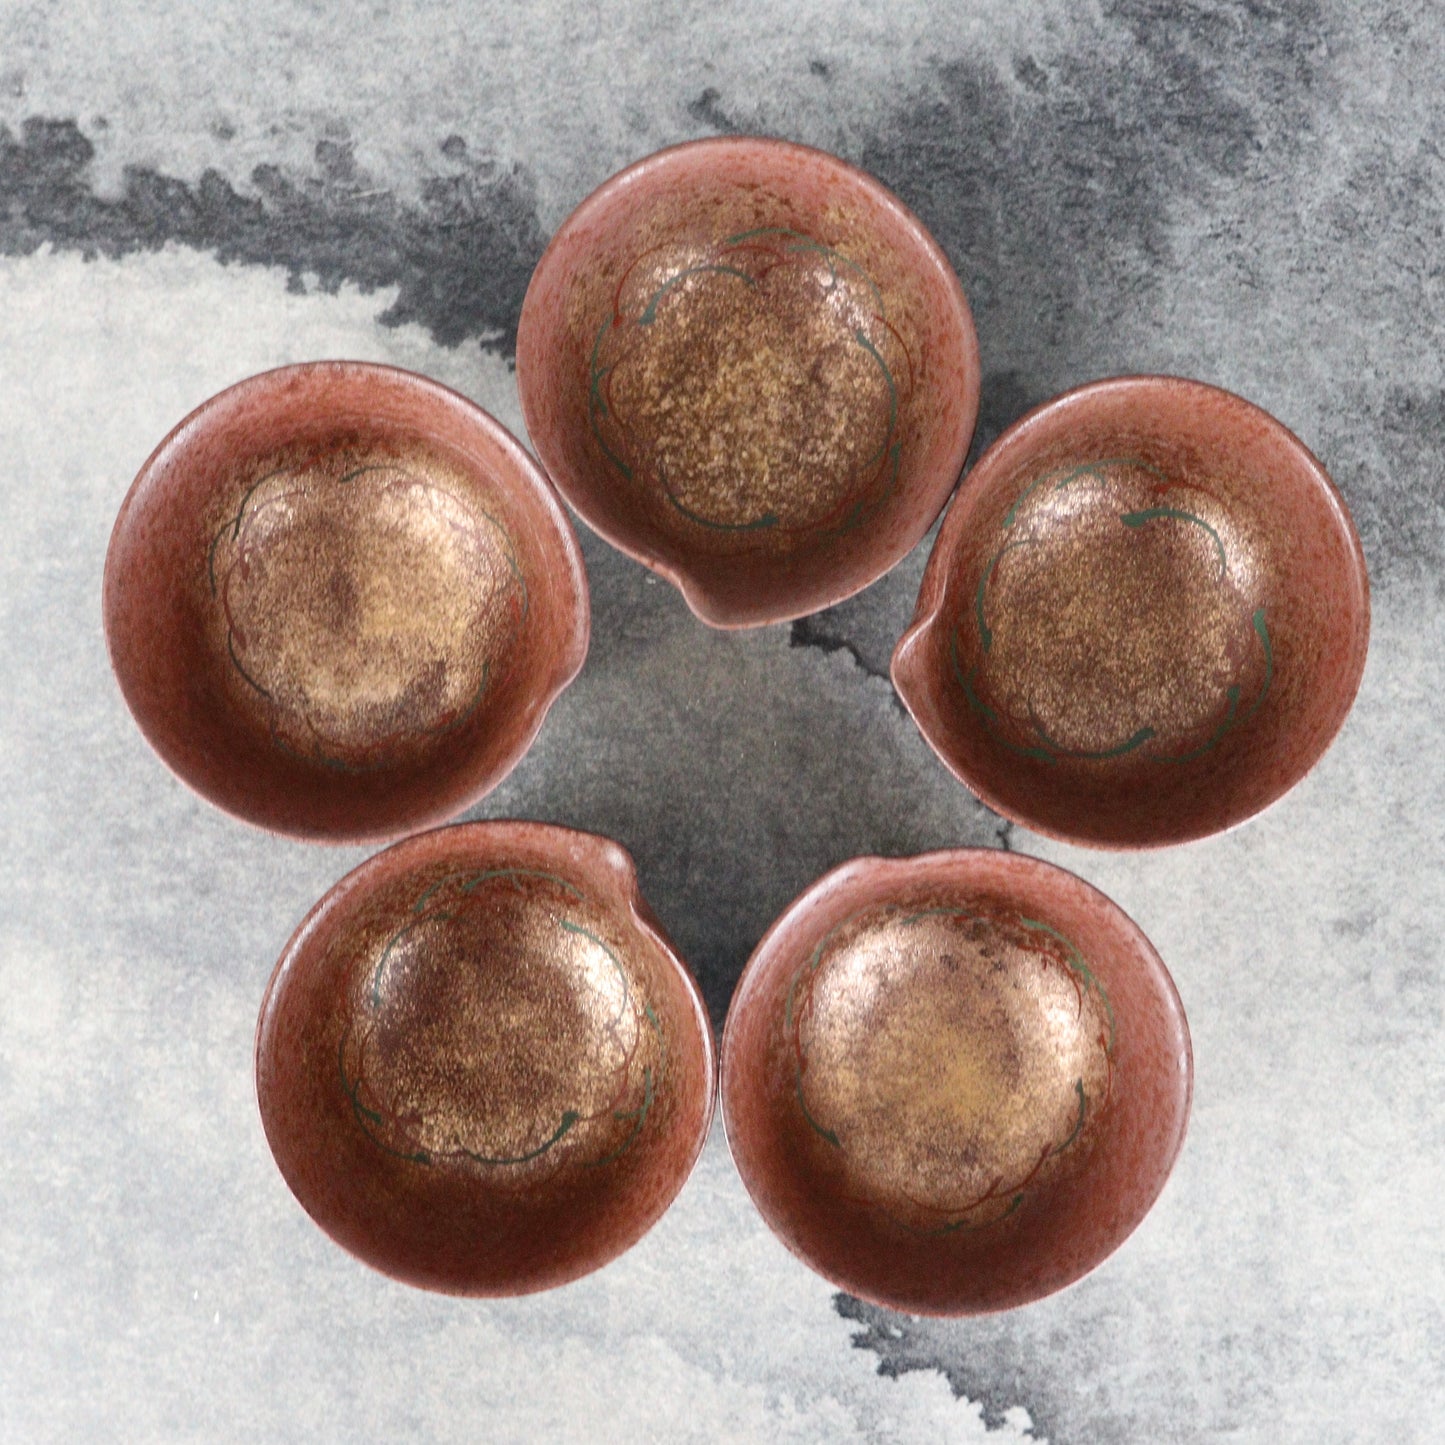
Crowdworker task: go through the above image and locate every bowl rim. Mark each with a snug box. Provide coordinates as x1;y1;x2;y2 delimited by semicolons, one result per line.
516;133;981;629
101;359;591;846
254;817;718;1296
718;844;1193;1316
890;372;1373;851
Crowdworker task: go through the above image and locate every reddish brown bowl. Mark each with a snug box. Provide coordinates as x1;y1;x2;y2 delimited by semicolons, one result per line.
721;849;1191;1316
103;362;589;843
516;137;981;628
892;376;1370;848
256;821;715;1295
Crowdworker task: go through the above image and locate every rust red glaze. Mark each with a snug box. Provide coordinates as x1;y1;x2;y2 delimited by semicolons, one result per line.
255;821;716;1296
892;375;1371;849
721;849;1192;1316
516;137;981;628
102;362;589;843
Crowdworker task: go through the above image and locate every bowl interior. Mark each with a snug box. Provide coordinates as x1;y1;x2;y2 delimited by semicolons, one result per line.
722;850;1191;1315
104;364;587;841
893;378;1370;847
517;139;979;627
256;822;714;1295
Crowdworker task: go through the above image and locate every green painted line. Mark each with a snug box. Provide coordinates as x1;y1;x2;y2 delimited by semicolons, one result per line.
557;917;636;1031
1003;456;1165;529
1029;717;1157;761
337;1037;430;1165
796;1077;841;1148
587;319;634;481
337;464;399;487
229;466;290;540
1238;607;1275;724
1158;684;1240;765
895;1191;1025;1238
585;1067;655;1169
1152;607;1272;762
638;264;757;325
1120;505;1229;576
370;912;442;1005
974;538;1032;653
461;1109;580;1166
1052;1079;1087;1156
657;461;778;532
456;868;583;899
225;630;273;702
952;637;1056;763
1019;917;1116;1052
722;225;808;245
853;328;899;439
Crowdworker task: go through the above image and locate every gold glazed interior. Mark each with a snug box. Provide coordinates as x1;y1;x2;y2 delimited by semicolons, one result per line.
893;377;1371;847
337;866;666;1177
104;362;589;841
786;898;1114;1235
957;456;1270;766
518;139;981;626
207;440;528;774
721;849;1193;1315
256;827;714;1295
586;229;914;546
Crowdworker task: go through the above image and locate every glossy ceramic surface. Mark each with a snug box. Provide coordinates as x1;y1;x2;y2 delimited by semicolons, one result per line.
721;848;1192;1315
255;821;715;1296
103;362;589;842
516;137;981;628
892;376;1370;848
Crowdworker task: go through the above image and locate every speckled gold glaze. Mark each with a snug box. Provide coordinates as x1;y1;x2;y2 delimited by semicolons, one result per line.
338;866;663;1177
721;849;1192;1316
786;901;1113;1235
958;456;1271;764
587;230;911;542
209;448;528;772
256;822;715;1296
892;376;1370;848
103;363;589;842
517;138;980;627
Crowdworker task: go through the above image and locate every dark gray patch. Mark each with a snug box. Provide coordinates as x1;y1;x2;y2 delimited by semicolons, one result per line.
0;117;546;354
1331;912;1377;939
967;369;1046;464
1323;385;1445;589
210;119;236;143
686;87;743;134
859;0;1326;386
788;615;895;689
1012;55;1049;93
810;59;831;79
836;1295;1054;1437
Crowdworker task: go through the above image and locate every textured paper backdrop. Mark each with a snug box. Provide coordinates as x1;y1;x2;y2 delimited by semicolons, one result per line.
2;3;1442;1441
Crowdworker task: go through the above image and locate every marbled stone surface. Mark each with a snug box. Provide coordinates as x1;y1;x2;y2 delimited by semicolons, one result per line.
1;4;1441;1441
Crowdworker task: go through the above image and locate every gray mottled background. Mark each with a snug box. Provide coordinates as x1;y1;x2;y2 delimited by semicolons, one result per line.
2;3;1442;1441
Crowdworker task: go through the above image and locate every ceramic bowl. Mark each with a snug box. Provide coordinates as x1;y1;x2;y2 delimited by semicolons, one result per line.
721;848;1191;1315
892;376;1370;848
516;137;980;628
256;821;715;1295
103;362;588;843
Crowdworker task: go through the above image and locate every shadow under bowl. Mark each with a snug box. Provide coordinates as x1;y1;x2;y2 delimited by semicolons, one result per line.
256;820;715;1296
892;375;1370;848
721;848;1191;1316
103;362;589;843
516;136;980;628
